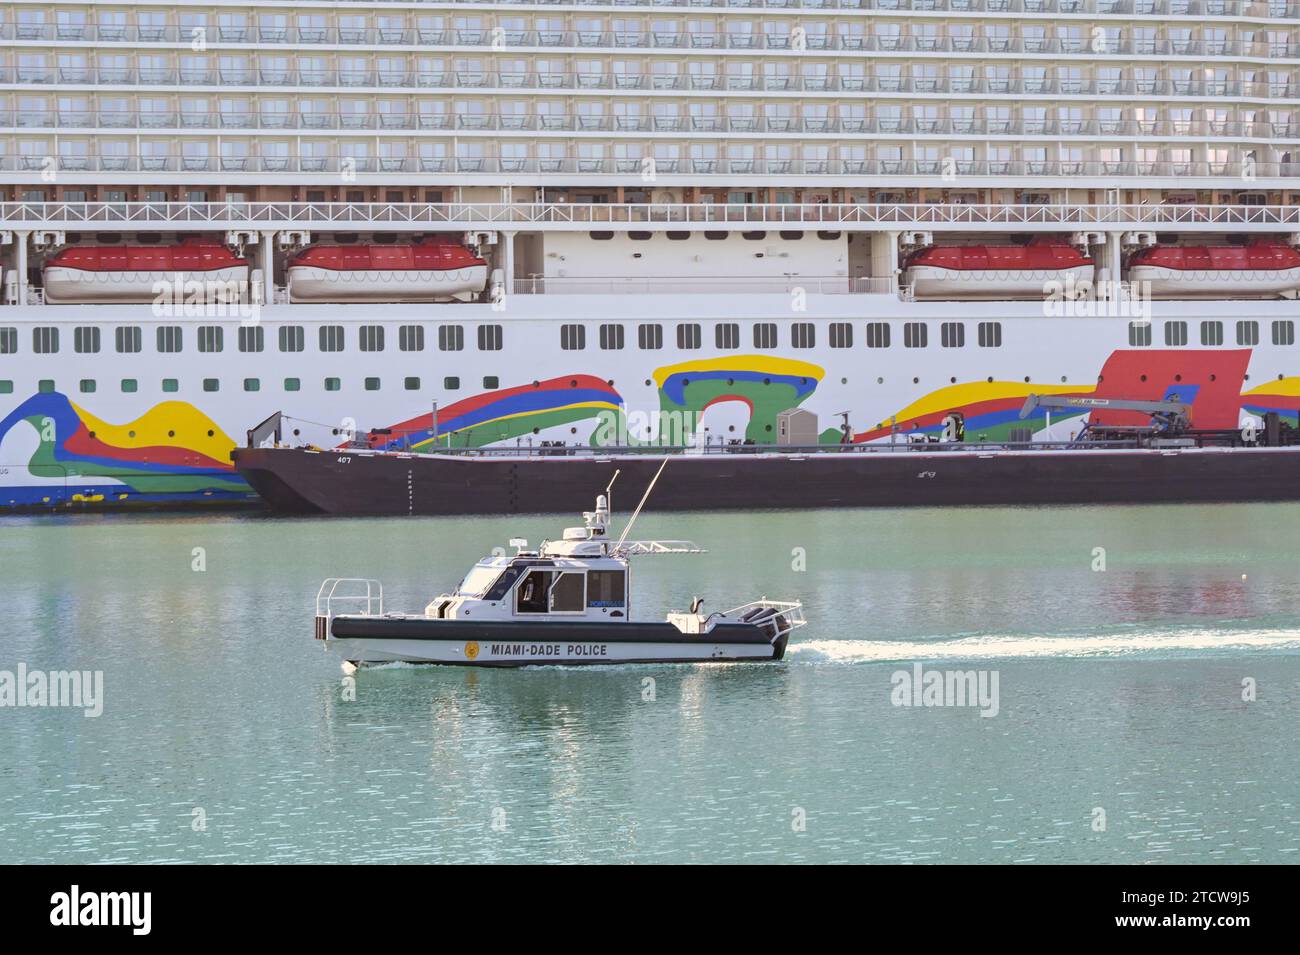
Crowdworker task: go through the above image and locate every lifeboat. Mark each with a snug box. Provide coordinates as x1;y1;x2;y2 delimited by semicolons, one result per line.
41;238;249;304
903;238;1094;300
1126;240;1300;298
286;238;488;303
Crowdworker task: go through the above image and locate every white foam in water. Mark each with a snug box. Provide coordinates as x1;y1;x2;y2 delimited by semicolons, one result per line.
790;628;1300;663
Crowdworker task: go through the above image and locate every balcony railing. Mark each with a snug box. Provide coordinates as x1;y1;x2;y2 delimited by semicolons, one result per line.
8;156;1300;179
6;201;1300;232
11;110;1294;140
8;0;1298;35
9;68;1296;99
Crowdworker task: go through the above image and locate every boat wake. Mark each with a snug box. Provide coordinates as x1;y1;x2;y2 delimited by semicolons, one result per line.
789;627;1300;664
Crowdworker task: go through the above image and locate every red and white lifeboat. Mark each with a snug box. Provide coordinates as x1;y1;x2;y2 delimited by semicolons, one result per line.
1126;240;1300;298
286;238;488;303
903;238;1094;300
41;238;249;304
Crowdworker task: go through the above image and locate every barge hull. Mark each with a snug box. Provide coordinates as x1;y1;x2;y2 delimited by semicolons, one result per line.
235;446;1300;516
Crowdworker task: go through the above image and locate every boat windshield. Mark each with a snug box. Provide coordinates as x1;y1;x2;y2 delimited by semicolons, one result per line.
456;563;503;597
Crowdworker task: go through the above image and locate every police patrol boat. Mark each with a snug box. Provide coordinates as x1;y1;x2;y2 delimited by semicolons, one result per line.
313;466;805;668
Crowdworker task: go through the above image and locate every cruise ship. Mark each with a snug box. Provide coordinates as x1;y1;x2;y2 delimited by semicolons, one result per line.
3;0;1300;509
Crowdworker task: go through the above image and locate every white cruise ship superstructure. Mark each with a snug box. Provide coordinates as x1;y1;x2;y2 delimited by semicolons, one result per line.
2;0;1300;508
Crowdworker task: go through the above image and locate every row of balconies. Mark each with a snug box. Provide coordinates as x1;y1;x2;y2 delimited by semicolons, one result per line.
13;111;1294;138
10;155;1291;178
5;26;1295;55
9;0;1293;30
9;70;1294;98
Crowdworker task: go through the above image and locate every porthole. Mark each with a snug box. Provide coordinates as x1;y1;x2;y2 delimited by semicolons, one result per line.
950;376;957;383
1140;374;1147;382
644;379;652;387
912;377;919;384
1174;374;1182;382
168;430;175;438
877;377;884;384
569;379;578;387
532;427;540;434
841;377;848;385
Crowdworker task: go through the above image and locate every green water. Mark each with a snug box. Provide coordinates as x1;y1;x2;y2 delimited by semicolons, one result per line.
2;504;1299;863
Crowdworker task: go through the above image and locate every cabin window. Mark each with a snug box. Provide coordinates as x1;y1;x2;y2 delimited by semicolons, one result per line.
162;378;179;393
829;323;853;348
1236;321;1260;346
284;378;301;392
359;325;385;352
404;377;421;390
324;377;341;391
715;323;740;349
866;323;891;348
202;378;219;392
599;324;625;350
120;379;137;393
1128;322;1152;347
33;327;59;354
79;379;96;394
978;322;1002;348
0;381;11;394
561;324;586;350
198;326;224;353
1200;321;1224;347
399;325;425;351
515;570;552;614
1164;321;1188;347
244;378;260;392
0;328;16;353
483;376;499;389
365;377;381;391
74;326;101;354
753;323;778;349
1273;320;1295;346
549;572;586;613
940;322;965;348
319;325;345;352
904;323;928;348
115;326;142;353
677;323;702;349
638;323;663;349
238;326;264;353
38;380;55;393
278;325;305;352
444;377;460;390
792;323;815;349
439;325;465;351
587;570;626;608
477;325;503;351
157;326;183;353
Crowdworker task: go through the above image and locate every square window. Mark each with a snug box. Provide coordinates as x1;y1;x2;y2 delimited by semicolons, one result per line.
79;379;96;393
364;377;381;391
444;376;460;389
866;323;891;348
38;380;55;393
1128;322;1152;347
202;378;219;392
399;325;425;351
244;378;260;392
284;378;301;392
483;376;499;389
404;376;421;390
904;323;928;348
0;380;12;394
121;379;138;393
238;326;265;353
977;322;1002;348
324;377;341;391
278;325;305;352
162;378;179;393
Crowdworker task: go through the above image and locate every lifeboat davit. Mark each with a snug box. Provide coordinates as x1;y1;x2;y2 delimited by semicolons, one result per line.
41;238;249;304
904;238;1094;300
1127;240;1300;298
286;238;488;303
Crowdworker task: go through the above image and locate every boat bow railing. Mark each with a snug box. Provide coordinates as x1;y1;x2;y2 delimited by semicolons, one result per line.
315;578;383;639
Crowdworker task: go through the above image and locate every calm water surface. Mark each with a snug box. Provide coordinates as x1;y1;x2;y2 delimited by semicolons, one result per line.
2;503;1298;863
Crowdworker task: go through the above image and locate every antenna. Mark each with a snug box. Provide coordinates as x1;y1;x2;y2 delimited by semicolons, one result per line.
605;469;620;515
616;459;668;550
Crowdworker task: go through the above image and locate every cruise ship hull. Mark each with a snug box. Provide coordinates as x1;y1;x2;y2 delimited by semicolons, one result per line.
234;445;1300;516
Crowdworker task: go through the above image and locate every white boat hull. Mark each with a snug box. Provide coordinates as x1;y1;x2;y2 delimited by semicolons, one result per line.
41;266;250;304
287;265;487;303
907;265;1094;299
327;636;782;665
1127;265;1300;298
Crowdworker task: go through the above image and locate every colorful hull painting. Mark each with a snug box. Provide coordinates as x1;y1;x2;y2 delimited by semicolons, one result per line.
0;392;251;508
1242;377;1300;428
367;375;624;451
855;349;1257;443
654;355;824;444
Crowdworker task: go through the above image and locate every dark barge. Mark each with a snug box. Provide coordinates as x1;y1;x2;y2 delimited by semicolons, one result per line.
232;440;1300;516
